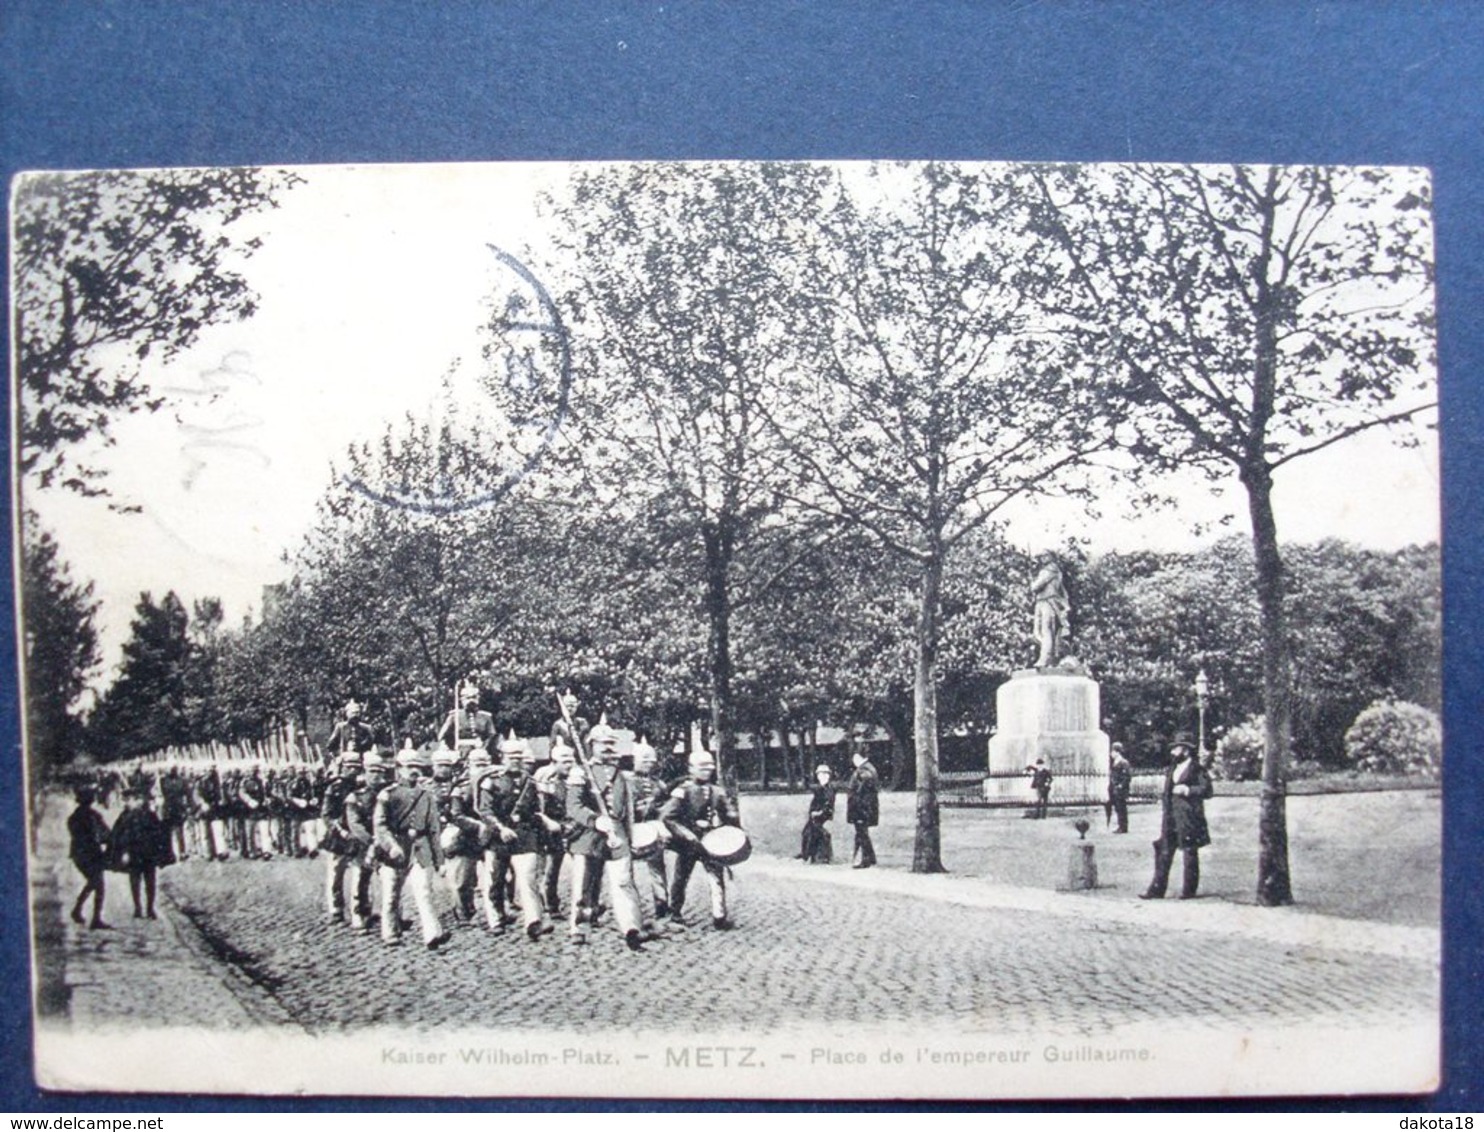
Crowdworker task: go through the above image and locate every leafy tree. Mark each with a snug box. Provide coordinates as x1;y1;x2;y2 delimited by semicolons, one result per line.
19;512;101;785
777;163;1111;871
1036;163;1435;904
12;167;301;494
521;162;834;786
89;591;196;760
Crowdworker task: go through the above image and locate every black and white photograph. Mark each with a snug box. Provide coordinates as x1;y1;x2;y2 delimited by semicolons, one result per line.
13;159;1440;1099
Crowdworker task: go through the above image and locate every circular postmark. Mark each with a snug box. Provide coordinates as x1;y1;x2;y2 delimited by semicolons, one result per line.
343;243;572;515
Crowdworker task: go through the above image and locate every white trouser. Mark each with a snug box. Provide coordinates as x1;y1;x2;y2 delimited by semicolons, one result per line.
380;862;441;943
569;853;642;938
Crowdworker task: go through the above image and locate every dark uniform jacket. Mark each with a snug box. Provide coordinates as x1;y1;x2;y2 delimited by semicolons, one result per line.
630;771;670;823
343;780;380;858
326;719;379;756
1109;758;1133;801
439;709;496;751
375;782;444;870
846;760;880;827
566;763;634;858
479;767;543;855
1159;756;1213;849
660;778;738;850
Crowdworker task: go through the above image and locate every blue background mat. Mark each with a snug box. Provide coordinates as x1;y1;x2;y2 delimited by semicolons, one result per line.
1;0;1479;1112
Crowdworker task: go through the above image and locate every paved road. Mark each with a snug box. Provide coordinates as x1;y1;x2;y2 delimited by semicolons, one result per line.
39;846;1436;1040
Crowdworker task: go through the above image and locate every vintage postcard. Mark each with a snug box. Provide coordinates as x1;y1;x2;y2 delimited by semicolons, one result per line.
14;160;1440;1099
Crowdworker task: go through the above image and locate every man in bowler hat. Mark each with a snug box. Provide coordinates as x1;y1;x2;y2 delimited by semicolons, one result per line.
1140;732;1213;900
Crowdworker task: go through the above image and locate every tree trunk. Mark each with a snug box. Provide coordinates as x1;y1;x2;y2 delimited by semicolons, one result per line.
755;729;768;788
1243;464;1295;906
702;522;737;798
912;552;946;873
885;721;909;791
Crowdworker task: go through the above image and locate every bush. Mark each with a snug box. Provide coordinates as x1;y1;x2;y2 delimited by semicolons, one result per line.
1211;716;1268;782
1344;700;1441;778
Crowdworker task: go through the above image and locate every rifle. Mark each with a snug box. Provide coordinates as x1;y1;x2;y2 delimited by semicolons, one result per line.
556;692;624;851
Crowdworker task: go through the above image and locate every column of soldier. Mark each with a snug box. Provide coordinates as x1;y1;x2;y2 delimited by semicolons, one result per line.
132;687;748;953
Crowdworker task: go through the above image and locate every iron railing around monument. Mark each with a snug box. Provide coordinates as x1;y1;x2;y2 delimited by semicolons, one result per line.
937;768;1165;810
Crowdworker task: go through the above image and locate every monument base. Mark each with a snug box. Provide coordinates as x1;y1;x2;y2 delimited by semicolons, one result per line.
986;667;1111;806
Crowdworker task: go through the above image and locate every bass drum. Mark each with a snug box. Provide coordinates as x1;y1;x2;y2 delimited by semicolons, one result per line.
629;820;666;860
700;825;751;866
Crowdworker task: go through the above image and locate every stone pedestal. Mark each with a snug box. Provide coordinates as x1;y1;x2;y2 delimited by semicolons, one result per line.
1065;842;1099;891
985;668;1111;806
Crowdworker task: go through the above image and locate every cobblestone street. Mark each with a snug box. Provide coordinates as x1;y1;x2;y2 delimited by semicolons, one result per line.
37;844;1437;1040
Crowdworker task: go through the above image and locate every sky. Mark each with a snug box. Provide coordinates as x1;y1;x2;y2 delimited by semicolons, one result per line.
17;162;1441;686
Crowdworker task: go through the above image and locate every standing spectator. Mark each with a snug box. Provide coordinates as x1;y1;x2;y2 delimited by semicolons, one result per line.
67;785;111;930
846;749;879;869
1108;742;1133;834
109;788;170;920
798;764;835;864
1029;757;1053;819
1140;732;1213;900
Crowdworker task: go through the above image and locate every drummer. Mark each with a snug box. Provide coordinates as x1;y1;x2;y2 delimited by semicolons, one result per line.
628;735;673;926
660;748;742;931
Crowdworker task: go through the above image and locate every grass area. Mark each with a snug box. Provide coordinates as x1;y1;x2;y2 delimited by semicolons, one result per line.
735;785;1440;928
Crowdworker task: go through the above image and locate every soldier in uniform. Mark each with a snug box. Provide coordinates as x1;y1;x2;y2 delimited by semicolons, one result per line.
628;735;673;923
374;747;450;949
159;765;191;862
493;733;557;940
431;748;482;923
325;699;379;762
661;749;741;929
239;763;274;859
474;740;520;932
322;750;365;925
439;684;497;754
565;721;644;950
285;762;319;855
67;785;111;930
194;764;228;861
342;752;389;931
535;741;574;917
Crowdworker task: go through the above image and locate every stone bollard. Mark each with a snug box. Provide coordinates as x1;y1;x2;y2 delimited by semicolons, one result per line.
1066;820;1097;890
1066;842;1098;890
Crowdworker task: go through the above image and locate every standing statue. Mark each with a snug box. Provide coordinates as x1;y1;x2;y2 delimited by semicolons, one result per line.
1031;557;1070;668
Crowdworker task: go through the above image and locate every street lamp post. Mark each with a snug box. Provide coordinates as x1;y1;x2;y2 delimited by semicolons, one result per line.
1194;667;1210;756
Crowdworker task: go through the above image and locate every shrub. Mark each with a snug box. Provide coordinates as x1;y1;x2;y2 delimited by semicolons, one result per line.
1211;716;1268;782
1344;700;1441;778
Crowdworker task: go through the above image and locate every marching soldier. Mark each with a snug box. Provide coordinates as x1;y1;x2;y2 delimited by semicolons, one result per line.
535;741;575;917
285;762;319;856
439;683;497;753
504;734;559;940
474;737;521;932
159;765;191;862
661;748;741;930
322;750;365;926
239;763;274;859
629;735;673;923
343;752;390;931
374;747;450;949
431;748;482;923
565;719;644;951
